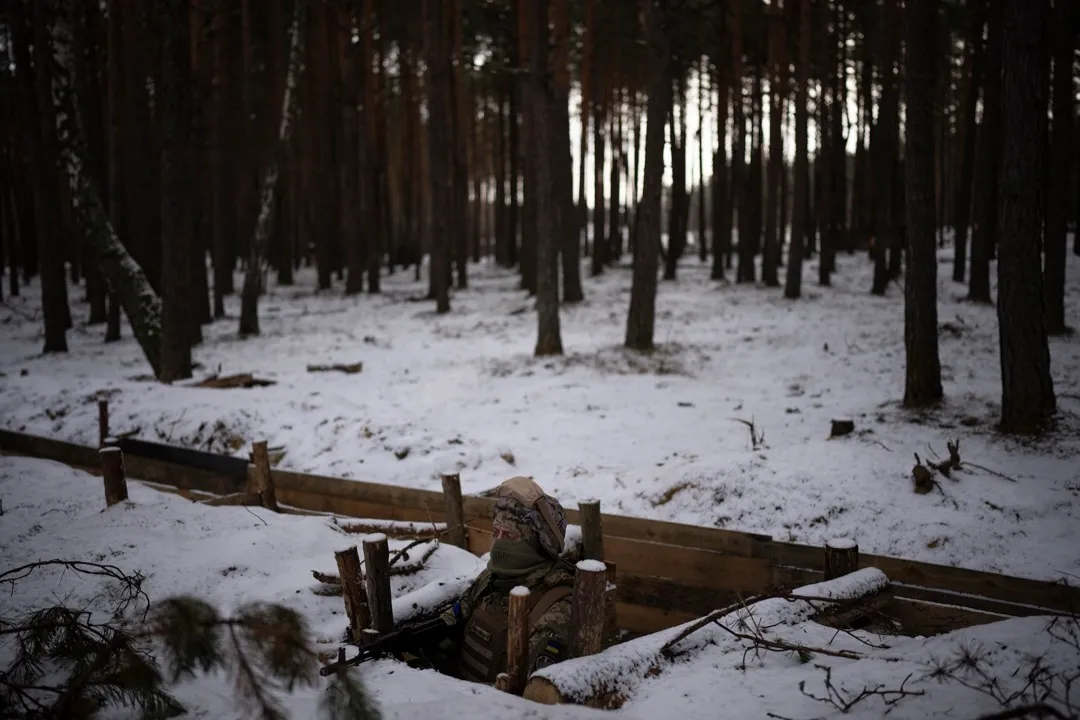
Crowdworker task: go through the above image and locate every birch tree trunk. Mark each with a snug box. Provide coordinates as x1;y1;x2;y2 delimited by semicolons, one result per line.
238;1;306;337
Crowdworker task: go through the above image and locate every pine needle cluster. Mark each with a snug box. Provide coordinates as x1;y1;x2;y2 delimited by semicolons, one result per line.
0;560;381;720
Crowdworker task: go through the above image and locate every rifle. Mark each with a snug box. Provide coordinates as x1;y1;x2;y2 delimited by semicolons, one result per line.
318;613;455;677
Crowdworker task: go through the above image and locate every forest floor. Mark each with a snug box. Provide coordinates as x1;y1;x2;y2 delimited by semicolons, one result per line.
1;244;1079;581
2;454;1077;720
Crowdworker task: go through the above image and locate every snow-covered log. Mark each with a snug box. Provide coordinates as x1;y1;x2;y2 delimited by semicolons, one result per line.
523;568;890;707
238;0;307;336
49;5;163;376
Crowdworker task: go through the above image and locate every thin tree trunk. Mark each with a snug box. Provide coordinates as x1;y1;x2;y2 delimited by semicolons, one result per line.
209;0;230;316
158;0;194;382
238;1;306;336
952;0;986;283
553;0;583;303
697;58;708;263
524;0;563;356
341;2;364;295
625;0;671;351
1042;0;1076;334
712;35;730;281
970;0;1003;303
903;0;943;408
784;0;810;299
996;0;1055;433
763;9;786;288
425;0;452;313
579;0;594;234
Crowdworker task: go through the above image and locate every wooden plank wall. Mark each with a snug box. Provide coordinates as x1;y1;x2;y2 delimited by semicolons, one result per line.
2;429;1076;636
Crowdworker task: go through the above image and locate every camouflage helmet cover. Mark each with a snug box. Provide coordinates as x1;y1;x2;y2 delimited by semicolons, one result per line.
491;476;567;558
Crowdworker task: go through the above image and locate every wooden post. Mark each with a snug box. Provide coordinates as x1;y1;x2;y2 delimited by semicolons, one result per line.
497;585;530;695
362;533;394;634
603;561;617;644
334;545;370;641
578;499;604;560
97;399;109;448
571;559;607;658
250;440;279;512
824;538;859;580
99;446;128;507
441;473;466;549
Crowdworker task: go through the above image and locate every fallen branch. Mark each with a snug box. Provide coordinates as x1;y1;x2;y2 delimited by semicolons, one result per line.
306;362;363;375
194;373;276;389
198;492;263;507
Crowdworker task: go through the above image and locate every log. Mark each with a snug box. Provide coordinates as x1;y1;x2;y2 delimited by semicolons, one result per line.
578;499;604;561
524;568;891;708
362;534;394;634
824;538;859;581
334;545;370;640
194;373;276;388
99;447;128;507
250;440;279;511
503;586;531;695
199;492;263;507
97;399;109;448
441;473;466;549
571;559;607;657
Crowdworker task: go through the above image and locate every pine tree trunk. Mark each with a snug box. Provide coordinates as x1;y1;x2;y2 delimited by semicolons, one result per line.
664;82;686;281
238;1;306;336
158;0;194;382
970;0;1003;303
342;2;364;295
952;0;985;283
424;0;452;314
579;0;594;235
1042;0;1076;334
871;0;900;295
697;59;708;263
784;0;810;299
711;34;730;281
524;0;563;357
591;81;607;275
903;0;944;408
625;0;671;351
997;0;1055;433
209;0;230;316
730;0;745;278
552;0;583;303
25;0;70;353
762;9;785;288
517;0;536;294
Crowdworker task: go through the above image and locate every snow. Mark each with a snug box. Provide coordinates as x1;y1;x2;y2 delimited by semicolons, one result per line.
364;532;389;544
511;586;532;597
577;559;608;573
2;455;1077;719
826;537;857;550
1;249;1079;587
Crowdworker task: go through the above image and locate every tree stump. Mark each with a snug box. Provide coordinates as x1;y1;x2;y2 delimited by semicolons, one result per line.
362;534;394;634
97;399;109;448
250;440;279;511
503;586;531;695
824;538;859;580
571;560;607;658
578;499;604;561
829;419;855;438
441;473;466;549
334;545;370;640
99;446;128;507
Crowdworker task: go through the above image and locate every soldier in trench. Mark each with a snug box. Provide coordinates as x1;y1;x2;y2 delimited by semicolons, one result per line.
432;476;578;682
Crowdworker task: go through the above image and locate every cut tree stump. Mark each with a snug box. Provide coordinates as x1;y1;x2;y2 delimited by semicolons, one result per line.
99;446;128;507
829;419;855;438
334;546;370;640
362;534;394;634
441;473;466;549
824;538;860;580
306;362;363;374
571;560;607;658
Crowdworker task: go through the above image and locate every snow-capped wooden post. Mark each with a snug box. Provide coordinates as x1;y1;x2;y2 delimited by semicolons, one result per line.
571;560;607;657
824;538;859;580
97;399;109;448
496;585;531;695
362;534;394;634
334;545;370;641
441;473;466;549
99;446;128;507
249;440;279;512
578;499;604;561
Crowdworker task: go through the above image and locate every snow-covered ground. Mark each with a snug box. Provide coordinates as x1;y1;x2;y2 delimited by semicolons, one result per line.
2;456;1076;719
2;249;1079;582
